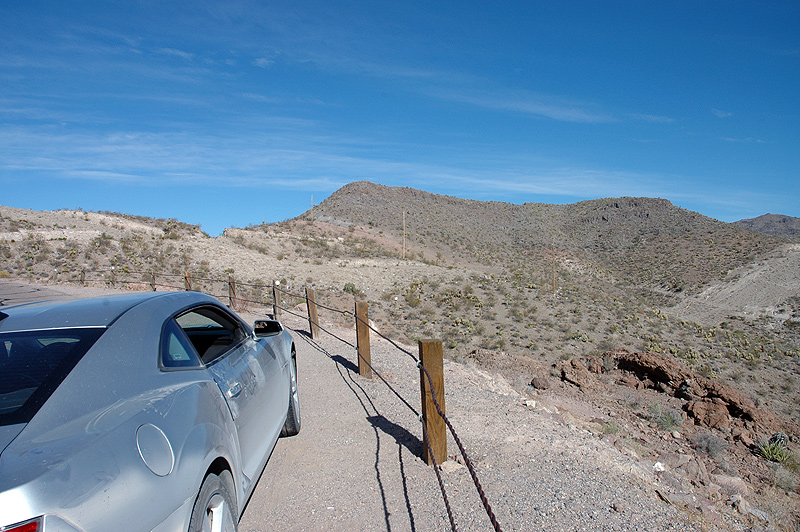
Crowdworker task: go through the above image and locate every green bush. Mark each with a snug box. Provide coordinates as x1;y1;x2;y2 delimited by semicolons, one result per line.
648;403;685;431
691;431;729;458
757;439;794;465
343;282;364;298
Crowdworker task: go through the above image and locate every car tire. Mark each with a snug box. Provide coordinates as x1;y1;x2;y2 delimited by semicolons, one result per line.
188;470;237;532
280;352;301;437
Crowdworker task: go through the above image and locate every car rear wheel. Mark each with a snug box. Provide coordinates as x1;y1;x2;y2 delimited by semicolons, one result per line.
188;470;237;532
280;352;300;437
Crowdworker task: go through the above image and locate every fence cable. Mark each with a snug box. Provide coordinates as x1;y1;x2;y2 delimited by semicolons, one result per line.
273;301;420;418
419;363;503;532
351;300;503;532
277;297;502;532
421;417;458;532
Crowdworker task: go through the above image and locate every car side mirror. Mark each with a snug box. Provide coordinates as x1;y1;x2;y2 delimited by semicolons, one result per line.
254;319;283;338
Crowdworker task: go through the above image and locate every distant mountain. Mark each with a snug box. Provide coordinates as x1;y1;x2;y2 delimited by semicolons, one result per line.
735;214;800;241
309;181;781;296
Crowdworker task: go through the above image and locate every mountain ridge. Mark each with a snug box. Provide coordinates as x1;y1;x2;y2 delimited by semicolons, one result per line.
735;213;800;241
308;181;780;298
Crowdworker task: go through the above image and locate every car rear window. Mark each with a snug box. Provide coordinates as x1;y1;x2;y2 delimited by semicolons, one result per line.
0;327;105;426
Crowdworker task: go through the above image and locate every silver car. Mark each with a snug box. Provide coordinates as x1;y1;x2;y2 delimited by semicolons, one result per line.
0;291;300;532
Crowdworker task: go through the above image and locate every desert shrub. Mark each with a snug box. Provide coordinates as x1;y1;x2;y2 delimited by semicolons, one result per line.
697;364;717;379
691;431;729;458
758;441;792;464
343;282;364;298
648;403;685;431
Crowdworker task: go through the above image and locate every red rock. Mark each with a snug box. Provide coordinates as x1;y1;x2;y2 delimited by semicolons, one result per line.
687;399;731;430
560;358;598;390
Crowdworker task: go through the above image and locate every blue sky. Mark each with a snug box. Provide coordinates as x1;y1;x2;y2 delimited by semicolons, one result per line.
1;1;798;235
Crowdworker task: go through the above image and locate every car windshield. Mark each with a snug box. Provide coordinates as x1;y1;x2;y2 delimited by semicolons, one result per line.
0;327;105;426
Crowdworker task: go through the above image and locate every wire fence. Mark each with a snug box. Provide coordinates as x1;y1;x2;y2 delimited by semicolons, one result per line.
274;284;503;532
30;267;503;532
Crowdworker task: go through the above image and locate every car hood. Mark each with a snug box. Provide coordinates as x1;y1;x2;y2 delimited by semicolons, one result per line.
0;423;25;456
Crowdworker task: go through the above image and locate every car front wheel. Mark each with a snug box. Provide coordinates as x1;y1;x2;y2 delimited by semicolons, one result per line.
280;352;300;437
188;470;237;532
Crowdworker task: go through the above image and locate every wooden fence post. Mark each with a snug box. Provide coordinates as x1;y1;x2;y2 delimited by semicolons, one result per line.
80;269;86;287
272;280;280;319
150;272;157;291
306;287;320;339
419;339;446;466
110;267;116;288
184;270;192;291
355;301;372;379
228;275;237;309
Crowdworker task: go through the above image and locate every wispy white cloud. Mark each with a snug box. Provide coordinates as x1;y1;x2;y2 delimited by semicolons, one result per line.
629;113;674;123
721;137;764;143
253;57;274;68
240;92;280;103
0;119;787;226
157;48;195;61
426;87;616;123
712;108;733;118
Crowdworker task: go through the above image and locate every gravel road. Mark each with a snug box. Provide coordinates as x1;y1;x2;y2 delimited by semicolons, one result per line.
1;280;709;531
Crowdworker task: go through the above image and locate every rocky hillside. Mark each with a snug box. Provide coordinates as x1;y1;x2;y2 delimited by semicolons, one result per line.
311;181;780;299
735;214;800;242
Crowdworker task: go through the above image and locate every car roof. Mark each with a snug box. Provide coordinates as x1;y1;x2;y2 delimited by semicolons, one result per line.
0;291;217;332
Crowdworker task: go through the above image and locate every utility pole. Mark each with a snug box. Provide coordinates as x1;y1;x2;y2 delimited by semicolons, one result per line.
552;236;556;298
402;210;406;260
310;194;314;223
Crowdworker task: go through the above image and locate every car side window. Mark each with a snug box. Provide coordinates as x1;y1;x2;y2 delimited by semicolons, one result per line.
161;320;202;369
174;305;248;365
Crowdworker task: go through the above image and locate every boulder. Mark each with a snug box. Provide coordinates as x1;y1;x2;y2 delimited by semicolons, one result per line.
607;349;786;433
559;358;598;390
687;399;731;430
711;474;749;497
530;375;551;390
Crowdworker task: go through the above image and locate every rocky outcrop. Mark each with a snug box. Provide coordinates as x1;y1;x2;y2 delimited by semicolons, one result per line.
608;349;780;432
558;358;598;390
555;349;788;433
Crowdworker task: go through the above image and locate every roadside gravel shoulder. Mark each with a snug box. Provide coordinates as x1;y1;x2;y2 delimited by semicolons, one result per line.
240;309;708;532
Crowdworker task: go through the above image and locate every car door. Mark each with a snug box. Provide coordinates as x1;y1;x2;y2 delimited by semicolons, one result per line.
175;306;282;481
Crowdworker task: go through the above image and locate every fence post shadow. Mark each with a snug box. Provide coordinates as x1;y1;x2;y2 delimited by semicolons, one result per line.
367;415;423;459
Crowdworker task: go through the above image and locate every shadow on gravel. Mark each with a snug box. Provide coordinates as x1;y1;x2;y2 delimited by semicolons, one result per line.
293;329;421;532
331;354;359;374
367;415;423;458
0;280;66;307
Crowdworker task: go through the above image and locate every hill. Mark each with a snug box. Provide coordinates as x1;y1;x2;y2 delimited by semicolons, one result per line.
735;214;800;242
312;181;779;298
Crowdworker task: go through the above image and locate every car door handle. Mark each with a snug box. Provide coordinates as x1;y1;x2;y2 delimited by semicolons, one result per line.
227;382;242;398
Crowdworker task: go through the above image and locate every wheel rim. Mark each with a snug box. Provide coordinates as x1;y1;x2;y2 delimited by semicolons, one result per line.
202;493;235;532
